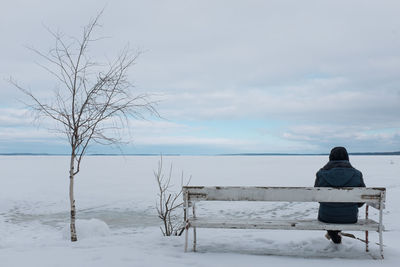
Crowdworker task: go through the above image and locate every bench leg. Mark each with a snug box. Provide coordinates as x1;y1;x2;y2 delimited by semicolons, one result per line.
365;205;369;252
193;227;197;252
192;202;197;252
379;228;384;259
184;192;189;252
184;222;189;252
379;198;384;259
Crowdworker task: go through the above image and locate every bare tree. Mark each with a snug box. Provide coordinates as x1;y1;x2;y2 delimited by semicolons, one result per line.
154;156;191;236
11;12;158;241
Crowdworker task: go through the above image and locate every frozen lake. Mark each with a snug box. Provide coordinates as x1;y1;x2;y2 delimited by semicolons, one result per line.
0;155;399;266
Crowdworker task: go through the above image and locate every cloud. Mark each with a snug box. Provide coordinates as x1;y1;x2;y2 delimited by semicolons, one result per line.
132;135;250;147
282;124;400;152
0;108;31;126
1;0;400;153
160;77;400;125
125;120;255;147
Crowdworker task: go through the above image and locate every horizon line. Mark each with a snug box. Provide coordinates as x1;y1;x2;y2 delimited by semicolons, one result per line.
1;151;399;156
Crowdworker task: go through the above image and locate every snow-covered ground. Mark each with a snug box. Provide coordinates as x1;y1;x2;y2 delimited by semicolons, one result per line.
0;155;399;266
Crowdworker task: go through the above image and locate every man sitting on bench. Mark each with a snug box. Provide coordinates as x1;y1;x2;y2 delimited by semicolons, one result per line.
314;146;366;244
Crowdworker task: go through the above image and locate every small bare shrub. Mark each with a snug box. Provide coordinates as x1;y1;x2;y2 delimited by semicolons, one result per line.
154;156;191;236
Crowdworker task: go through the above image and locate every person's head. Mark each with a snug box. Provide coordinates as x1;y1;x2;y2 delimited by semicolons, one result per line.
329;146;349;161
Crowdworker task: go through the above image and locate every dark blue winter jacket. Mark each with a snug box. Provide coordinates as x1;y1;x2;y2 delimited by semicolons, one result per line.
314;160;365;223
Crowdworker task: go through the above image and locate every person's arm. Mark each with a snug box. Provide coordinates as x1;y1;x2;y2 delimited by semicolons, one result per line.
314;172;320;187
358;172;366;207
359;173;366;187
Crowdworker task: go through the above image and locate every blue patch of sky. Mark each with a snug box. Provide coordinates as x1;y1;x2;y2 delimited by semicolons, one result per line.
123;144;238;156
0;118;290;155
0;140;69;154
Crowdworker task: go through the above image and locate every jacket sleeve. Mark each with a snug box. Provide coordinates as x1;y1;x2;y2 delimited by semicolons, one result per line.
359;172;366;187
314;172;320;187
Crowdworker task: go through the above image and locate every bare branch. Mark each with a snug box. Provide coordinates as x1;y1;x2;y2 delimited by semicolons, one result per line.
11;9;159;242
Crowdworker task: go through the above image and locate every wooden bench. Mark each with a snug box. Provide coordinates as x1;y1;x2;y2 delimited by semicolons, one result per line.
182;186;386;258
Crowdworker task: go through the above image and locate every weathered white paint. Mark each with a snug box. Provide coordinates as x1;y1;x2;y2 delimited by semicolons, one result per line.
184;192;189;253
379;196;384;258
183;186;386;258
189;218;380;231
183;186;385;206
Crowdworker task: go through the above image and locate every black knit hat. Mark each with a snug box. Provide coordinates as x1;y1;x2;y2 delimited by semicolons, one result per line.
329;146;349;161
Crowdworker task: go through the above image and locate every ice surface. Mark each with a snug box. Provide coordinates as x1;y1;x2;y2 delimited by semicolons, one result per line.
0;155;399;266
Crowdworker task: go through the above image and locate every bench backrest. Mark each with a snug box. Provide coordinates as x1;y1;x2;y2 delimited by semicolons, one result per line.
183;186;386;208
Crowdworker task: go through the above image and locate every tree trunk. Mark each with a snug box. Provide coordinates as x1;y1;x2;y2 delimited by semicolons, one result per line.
69;154;77;242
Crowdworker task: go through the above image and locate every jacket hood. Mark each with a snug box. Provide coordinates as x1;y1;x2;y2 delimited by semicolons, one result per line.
318;160;356;187
329;147;349;161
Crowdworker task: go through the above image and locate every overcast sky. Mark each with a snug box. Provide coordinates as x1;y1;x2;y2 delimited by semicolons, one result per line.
1;0;400;154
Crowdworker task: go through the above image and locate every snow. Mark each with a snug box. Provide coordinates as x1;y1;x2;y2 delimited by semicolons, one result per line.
0;155;399;266
61;219;110;240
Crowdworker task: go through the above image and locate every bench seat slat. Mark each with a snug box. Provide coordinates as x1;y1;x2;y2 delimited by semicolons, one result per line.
189;218;380;231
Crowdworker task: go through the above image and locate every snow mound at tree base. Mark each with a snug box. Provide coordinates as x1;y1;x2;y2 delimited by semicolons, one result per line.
62;218;110;240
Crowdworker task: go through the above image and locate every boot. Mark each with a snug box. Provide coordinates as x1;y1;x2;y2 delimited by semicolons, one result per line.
327;230;342;244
